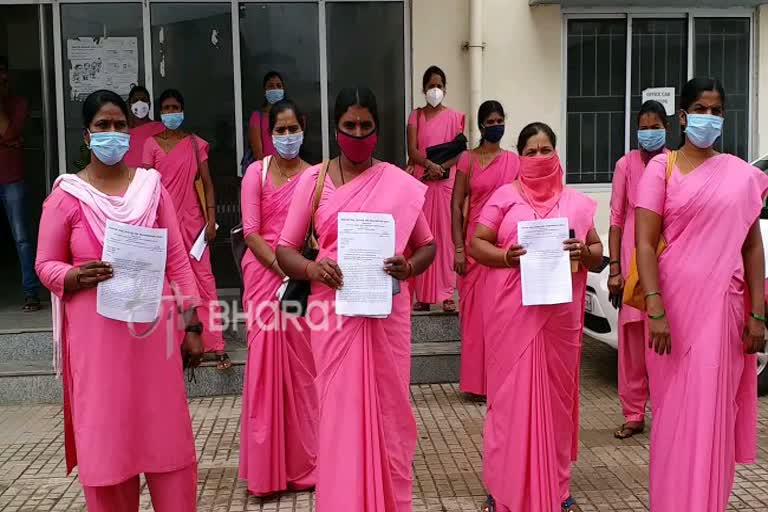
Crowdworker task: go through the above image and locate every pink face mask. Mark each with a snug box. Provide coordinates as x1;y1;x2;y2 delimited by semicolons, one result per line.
518;152;565;218
337;130;378;164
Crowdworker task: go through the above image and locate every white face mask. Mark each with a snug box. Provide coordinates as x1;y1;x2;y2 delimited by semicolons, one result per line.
131;101;150;119
426;87;444;108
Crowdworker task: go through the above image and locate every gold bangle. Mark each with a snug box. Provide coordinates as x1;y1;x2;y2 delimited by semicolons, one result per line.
503;250;512;267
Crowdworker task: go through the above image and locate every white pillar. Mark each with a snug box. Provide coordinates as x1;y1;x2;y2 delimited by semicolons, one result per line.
468;0;484;145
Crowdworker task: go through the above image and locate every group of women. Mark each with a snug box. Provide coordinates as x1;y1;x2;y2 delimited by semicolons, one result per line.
32;62;765;512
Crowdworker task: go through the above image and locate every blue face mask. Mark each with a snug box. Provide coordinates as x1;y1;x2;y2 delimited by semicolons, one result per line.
482;124;505;144
685;113;724;149
637;129;666;152
272;132;304;160
265;89;285;105
88;131;130;166
161;112;184;130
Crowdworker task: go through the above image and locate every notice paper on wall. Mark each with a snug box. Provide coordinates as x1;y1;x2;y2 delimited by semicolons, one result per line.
67;37;139;99
642;87;676;116
518;217;573;306
335;212;395;318
97;220;167;323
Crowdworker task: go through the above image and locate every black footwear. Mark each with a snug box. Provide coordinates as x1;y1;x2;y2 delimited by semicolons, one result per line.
22;296;41;312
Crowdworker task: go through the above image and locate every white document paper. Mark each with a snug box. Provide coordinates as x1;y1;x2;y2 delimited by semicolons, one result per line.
335;212;395;318
760;220;768;278
97;220;168;323
518;218;573;306
190;223;219;261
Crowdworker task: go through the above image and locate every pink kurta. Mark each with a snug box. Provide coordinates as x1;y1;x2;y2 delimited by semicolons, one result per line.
238;160;318;496
611;149;661;423
409;107;465;304
143;135;225;352
35;183;198;487
125;121;164;168
279;162;433;512
637;153;768;512
479;184;596;511
250;111;277;157
455;150;519;395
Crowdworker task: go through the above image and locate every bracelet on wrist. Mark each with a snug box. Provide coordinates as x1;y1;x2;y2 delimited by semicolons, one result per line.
406;260;415;278
184;322;203;334
750;312;767;323
455;246;465;254
648;311;666;320
503;250;512;268
609;260;621;267
645;291;661;299
608;272;621;278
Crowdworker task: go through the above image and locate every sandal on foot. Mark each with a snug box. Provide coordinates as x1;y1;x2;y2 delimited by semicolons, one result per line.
562;496;576;512
216;353;232;371
482;495;496;512
412;302;430;312
22;296;41;312
442;299;457;313
614;422;645;439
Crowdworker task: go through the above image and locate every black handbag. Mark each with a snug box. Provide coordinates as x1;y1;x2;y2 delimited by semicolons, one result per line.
280;160;329;316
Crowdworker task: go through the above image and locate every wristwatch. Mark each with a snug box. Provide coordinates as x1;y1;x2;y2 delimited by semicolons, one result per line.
184;323;203;334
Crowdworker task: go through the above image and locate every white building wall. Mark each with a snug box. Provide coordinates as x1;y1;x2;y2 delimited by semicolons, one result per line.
759;5;768;157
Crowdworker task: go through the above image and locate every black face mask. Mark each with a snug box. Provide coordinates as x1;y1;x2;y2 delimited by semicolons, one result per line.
483;124;505;143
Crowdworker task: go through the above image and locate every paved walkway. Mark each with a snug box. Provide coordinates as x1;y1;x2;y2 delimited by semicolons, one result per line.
1;339;766;511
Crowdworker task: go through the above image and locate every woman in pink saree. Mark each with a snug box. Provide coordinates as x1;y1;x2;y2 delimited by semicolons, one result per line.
407;65;465;312
124;85;164;168
238;99;318;496
609;100;670;439
450;100;519;397
248;71;285;160
636;78;767;512
471;123;603;512
35;90;202;511
276;87;436;512
142;88;230;369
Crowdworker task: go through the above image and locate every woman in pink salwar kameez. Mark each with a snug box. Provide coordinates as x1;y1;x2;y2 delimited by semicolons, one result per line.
276;87;436;512
142;88;230;369
408;65;465;312
35;90;202;512
471;123;603;512
124;85;164;168
636;78;767;512
609;100;670;439
238;99;318;496
451;100;519;397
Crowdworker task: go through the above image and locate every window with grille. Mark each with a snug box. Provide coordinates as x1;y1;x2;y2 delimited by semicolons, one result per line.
565;14;752;185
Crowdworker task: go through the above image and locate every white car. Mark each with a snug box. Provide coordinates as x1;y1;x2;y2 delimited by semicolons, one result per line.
585;156;768;396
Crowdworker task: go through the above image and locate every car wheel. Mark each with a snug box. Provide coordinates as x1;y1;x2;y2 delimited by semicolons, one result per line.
759;352;768;396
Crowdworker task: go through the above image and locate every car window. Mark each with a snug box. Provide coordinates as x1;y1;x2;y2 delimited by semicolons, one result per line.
752;156;768;217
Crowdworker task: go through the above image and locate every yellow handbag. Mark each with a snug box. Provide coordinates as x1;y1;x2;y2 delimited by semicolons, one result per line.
622;151;676;311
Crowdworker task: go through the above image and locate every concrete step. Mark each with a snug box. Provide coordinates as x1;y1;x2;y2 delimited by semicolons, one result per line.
0;311;461;362
0;340;461;404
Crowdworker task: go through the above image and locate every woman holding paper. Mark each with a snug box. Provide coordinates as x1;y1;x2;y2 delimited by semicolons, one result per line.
408;65;465;312
142;88;230;370
470;122;602;512
451;100;519;397
609;100;670;440
276;87;436;512
35;89;202;511
238;99;318;496
635;78;767;512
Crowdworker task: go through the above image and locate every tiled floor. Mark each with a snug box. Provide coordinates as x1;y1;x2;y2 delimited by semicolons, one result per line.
1;338;767;511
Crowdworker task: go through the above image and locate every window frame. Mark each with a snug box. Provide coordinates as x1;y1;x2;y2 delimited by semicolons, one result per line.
47;0;411;175
562;7;756;192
